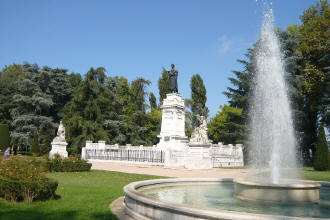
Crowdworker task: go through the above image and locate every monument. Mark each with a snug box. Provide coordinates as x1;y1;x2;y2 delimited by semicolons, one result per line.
49;121;68;158
185;115;213;169
157;64;188;166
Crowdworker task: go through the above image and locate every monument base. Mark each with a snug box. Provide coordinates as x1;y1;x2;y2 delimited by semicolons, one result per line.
184;143;212;169
49;141;68;158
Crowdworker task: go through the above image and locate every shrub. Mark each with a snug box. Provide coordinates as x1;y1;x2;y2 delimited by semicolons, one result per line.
46;154;92;172
0;156;58;202
0;124;10;152
313;125;330;171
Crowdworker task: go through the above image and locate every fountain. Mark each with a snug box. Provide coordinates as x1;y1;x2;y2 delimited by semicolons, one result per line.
119;8;330;220
234;8;320;203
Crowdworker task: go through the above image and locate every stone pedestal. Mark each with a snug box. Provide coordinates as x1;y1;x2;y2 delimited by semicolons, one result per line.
157;93;188;166
184;143;212;169
49;141;68;158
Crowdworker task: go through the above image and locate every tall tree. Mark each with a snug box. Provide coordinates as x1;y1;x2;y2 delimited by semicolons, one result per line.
149;92;157;110
158;68;170;103
127;78;151;145
62;67;109;154
298;0;330;156
103;76;131;144
0;64;24;126
10;63;57;147
190;74;209;128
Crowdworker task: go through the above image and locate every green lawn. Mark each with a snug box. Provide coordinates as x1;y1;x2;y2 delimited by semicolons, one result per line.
0;170;162;220
301;167;330;182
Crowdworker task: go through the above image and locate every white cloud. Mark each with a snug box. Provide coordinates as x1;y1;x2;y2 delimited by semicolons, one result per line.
218;35;232;54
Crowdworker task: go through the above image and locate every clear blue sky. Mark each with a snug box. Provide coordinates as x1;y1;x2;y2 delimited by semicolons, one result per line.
0;0;319;117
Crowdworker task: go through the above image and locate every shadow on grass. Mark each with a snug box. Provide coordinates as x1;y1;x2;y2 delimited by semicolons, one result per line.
0;209;119;220
0;201;118;220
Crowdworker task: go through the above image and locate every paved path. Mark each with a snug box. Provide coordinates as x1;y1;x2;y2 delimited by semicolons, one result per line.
91;161;248;178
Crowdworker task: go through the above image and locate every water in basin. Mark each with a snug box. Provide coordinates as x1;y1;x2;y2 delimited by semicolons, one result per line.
139;182;330;218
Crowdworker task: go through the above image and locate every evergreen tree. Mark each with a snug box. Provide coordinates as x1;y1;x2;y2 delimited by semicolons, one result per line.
0;124;10;151
103;76;130;144
190;74;209;128
62;67;109;154
208;105;244;144
127;78;151;145
10;63;57;147
158;68;169;103
313;125;330;171
0;64;24;126
30;133;40;154
149;92;157;110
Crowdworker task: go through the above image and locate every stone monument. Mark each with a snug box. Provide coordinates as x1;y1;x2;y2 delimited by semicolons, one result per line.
157;64;188;166
185;115;213;169
49;121;68;158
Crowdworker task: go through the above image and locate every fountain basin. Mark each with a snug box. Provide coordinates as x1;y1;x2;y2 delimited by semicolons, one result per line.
123;178;330;220
234;178;321;203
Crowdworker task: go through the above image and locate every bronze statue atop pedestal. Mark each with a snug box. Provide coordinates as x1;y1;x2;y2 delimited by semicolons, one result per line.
167;64;178;93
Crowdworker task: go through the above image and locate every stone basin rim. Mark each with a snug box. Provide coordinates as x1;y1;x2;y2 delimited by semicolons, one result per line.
234;178;321;189
123;178;328;220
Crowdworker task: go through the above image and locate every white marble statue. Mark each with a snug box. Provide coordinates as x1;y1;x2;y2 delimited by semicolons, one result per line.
50;121;68;158
53;121;66;142
190;115;210;144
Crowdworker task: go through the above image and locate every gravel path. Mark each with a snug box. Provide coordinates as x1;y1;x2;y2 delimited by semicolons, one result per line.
91;160;248;178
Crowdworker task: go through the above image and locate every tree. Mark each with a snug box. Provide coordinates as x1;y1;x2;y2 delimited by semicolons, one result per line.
62;67;109;154
0;64;24;126
126;78;151;145
10;63;57;147
103;76;131;144
149;92;157;110
30;133;40;154
298;0;330;157
208;105;244;144
190;74;209;128
0;124;10;151
158;68;169;103
313;125;330;170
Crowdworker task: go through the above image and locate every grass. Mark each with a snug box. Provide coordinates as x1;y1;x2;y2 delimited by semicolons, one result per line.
301;167;330;182
0;170;163;220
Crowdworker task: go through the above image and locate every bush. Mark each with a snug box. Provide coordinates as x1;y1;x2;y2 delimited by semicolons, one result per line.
313;125;330;171
0;124;10;152
46;154;92;172
0;177;58;202
0;156;58;202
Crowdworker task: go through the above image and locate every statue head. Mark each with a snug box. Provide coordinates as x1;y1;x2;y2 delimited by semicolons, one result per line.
171;64;175;69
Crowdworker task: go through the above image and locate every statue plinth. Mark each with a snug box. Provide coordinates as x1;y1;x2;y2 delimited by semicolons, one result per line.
49;121;68;158
157;93;188;166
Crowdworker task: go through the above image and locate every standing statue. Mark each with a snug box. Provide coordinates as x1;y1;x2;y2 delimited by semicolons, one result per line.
167;64;178;93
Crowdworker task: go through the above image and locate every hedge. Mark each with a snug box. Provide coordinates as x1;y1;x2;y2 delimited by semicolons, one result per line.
0;124;10;151
0;176;58;202
45;155;92;172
